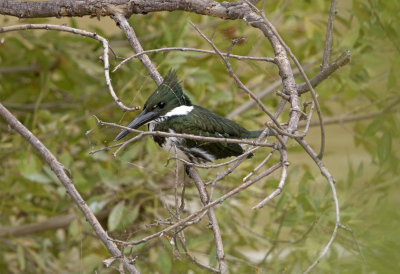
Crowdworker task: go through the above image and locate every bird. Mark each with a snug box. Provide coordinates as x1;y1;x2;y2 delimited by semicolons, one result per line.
114;70;263;164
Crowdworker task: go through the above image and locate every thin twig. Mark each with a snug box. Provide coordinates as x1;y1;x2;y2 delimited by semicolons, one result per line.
187;166;228;273
113;133;144;157
110;163;282;246
168;145;261;169
322;0;338;70
178;232;220;273
259;210;287;264
189;21;282;130
252;150;288;209
226;62;314;119
303;98;400;127
243;147;277;182
95;118;275;148
296;138;340;274
113;47;275;72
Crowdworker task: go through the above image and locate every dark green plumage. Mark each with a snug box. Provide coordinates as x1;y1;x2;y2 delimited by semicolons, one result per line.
115;70;262;163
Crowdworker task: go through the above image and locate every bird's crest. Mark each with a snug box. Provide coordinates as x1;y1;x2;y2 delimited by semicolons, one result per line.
153;70;191;106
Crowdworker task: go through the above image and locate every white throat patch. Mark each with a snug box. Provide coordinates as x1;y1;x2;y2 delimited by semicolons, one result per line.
164;105;194;117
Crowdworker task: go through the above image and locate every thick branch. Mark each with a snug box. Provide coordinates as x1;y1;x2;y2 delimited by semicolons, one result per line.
113;13;163;85
0;0;254;21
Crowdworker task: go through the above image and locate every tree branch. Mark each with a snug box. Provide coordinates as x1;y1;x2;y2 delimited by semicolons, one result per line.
322;0;338;70
297;51;351;94
112;13;163;85
113;47;275;72
0;0;253;20
111;163;281;246
186;166;227;274
0;103;139;274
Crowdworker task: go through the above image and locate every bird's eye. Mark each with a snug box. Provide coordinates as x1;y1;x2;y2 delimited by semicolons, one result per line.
158;102;166;109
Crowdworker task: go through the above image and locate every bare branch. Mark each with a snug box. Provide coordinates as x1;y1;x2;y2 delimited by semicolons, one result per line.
258;12;326;159
111;163;281;246
297;51;351;94
95;118;275;148
296;138;340;273
114;47;275;72
322;0;338;69
0;0;255;21
0;103;139;274
178;233;220;273
187;166;227;273
302;96;400;127
0;1;350;272
243;147;277;182
112;13;163;85
252;157;288;209
190;21;282;130
226;62;314;119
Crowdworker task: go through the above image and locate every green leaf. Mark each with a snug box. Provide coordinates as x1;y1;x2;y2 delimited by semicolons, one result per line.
157;249;172;274
377;132;392;163
108;201;125;231
364;118;382;137
17;245;25;271
88;198;109;214
24;172;52;184
120;207;139;227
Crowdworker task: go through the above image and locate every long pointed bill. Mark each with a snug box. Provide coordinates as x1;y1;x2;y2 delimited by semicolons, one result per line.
114;110;158;141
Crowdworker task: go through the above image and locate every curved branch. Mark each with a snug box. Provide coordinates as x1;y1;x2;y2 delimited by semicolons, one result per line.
0;24;139;112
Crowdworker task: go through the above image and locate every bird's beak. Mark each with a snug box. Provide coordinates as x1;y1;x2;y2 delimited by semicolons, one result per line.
114;110;159;141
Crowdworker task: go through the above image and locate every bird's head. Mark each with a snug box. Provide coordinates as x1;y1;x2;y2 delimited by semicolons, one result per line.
114;70;192;141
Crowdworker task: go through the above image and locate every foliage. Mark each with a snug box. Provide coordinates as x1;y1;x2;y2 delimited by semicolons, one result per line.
0;0;399;273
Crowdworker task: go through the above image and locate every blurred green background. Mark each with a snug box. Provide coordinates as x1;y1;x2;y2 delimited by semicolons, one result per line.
0;0;399;273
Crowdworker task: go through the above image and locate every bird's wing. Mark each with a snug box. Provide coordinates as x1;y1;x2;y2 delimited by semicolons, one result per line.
158;106;248;159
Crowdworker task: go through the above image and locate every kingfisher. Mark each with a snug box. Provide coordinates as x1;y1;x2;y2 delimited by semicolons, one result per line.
114;70;263;163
